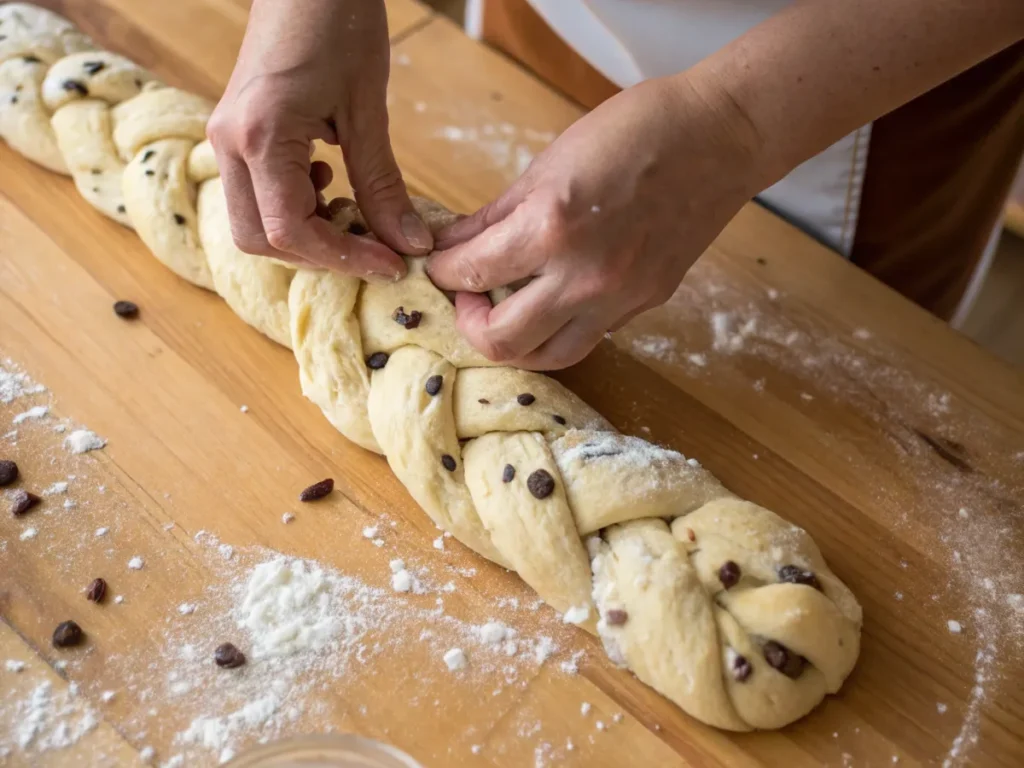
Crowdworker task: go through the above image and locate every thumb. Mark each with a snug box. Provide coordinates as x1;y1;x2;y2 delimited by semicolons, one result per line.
434;180;526;251
342;115;432;256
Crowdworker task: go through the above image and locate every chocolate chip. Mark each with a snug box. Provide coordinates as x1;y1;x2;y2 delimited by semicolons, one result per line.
117;205;126;214
214;642;246;668
526;469;555;499
82;60;106;75
62;79;88;96
762;640;805;679
85;578;107;603
11;489;40;516
477;399;490;405
90;168;101;175
9;95;17;105
552;414;566;425
778;564;822;591
52;620;84;648
718;561;741;589
299;478;333;502
144;169;154;176
502;464;515;483
732;653;753;682
424;375;443;396
314;201;331;221
516;393;536;406
366;352;389;370
173;213;186;225
22;55;42;64
0;459;18;486
91;187;99;193
141;150;155;163
685;527;696;542
392;306;423;329
441;454;457;472
756;257;767;266
113;300;139;318
347;222;368;236
134;78;143;89
605;609;628;626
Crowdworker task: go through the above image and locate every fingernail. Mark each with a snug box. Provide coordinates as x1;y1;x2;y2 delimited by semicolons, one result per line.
401;212;433;252
367;270;402;284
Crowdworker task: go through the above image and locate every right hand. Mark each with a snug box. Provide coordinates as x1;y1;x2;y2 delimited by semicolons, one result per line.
207;0;431;279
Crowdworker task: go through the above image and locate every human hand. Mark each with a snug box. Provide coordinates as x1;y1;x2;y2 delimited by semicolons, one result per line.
426;75;767;370
207;0;430;279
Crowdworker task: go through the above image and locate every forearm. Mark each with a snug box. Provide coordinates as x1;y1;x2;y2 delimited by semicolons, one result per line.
680;0;1024;189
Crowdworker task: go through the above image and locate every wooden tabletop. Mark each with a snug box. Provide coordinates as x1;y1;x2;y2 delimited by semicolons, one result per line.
2;1;1023;766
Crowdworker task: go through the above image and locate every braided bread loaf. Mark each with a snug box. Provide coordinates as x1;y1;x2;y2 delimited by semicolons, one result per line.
0;3;862;731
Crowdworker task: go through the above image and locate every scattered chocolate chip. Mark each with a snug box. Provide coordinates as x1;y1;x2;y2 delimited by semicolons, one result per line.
732;653;753;682
116;204;126;214
141;149;155;163
441;454;457;472
214;642;246;668
424;375;443;396
762;640;805;678
516;393;536;406
718;560;741;589
756;257;767;265
299;478;333;502
11;489;40;516
0;459;17;486
113;300;139;319
62;79;88;96
347;222;368;236
477;399;490;405
52;620;84;648
526;469;555;499
22;55;43;64
173;213;186;225
85;578;107;603
144;169;154;176
502;464;515;483
82;60;106;75
778;565;822;591
605;609;628;626
392;306;423;330
552;415;566;425
685;527;696;542
366;352;389;370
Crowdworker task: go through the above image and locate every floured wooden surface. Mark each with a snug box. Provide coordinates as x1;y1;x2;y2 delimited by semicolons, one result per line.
2;1;1023;766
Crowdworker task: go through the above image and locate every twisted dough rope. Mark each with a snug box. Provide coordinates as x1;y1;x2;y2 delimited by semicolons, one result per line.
0;3;862;730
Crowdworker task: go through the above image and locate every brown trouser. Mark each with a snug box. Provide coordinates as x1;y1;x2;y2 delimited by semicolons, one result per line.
480;0;1024;321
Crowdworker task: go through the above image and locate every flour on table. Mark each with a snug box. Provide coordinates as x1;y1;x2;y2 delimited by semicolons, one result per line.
12;405;48;424
64;429;106;454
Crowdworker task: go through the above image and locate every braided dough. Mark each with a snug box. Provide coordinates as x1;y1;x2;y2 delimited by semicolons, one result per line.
0;4;862;731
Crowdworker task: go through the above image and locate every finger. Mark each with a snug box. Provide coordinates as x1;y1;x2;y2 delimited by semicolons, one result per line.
342;112;432;256
247;139;406;278
514;313;610;371
426;209;543;294
433;182;525;250
455;276;573;362
217;151;276;256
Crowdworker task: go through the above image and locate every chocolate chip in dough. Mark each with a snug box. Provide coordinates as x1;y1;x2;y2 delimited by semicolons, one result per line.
113;300;139;319
502;464;515;483
731;653;753;682
441;454;457;472
90;168;101;175
85;578;107;603
0;459;18;486
52;620;84;648
141;150;155;163
144;169;155;177
392;306;423;330
299;478;334;502
62;79;88;96
718;560;741;589
477;399;490;405
214;642;247;668
516;393;536;406
684;527;696;542
173;213;186;225
82;60;106;75
526;469;555;499
552;414;566;425
762;640;805;679
116;205;126;214
22;55;43;65
9;95;16;105
366;352;389;370
10;489;40;516
605;609;629;626
778;564;822;591
424;375;443;396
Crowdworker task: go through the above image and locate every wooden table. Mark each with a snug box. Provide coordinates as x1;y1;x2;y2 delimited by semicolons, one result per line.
2;1;1023;766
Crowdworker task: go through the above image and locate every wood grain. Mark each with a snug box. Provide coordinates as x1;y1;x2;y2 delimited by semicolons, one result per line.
2;1;1023;767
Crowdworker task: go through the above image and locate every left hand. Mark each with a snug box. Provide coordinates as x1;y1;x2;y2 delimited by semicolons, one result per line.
426;75;766;370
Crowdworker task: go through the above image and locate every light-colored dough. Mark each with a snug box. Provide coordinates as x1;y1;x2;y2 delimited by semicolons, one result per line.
0;4;863;732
